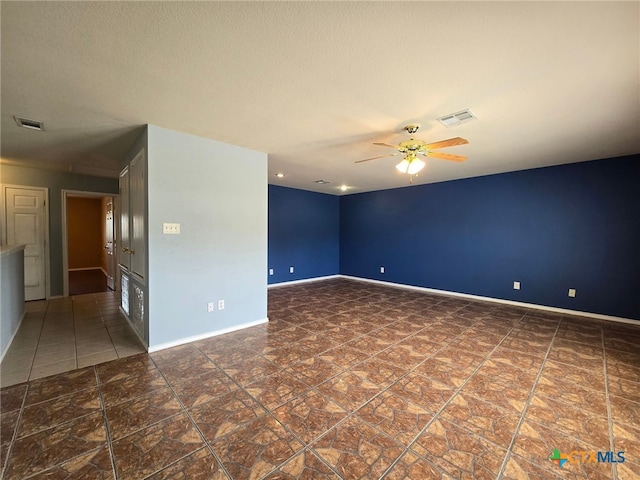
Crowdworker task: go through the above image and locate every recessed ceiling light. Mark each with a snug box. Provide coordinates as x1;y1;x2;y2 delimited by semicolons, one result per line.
436;109;477;128
275;173;285;178
314;180;331;185
14;116;44;131
339;185;349;191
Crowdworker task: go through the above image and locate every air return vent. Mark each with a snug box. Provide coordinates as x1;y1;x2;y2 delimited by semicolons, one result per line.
14;116;44;131
436;109;477;128
314;180;331;185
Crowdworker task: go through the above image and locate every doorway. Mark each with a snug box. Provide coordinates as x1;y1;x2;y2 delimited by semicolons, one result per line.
62;191;116;297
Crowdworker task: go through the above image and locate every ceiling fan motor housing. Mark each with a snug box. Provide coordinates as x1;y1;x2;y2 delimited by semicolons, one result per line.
405;124;420;134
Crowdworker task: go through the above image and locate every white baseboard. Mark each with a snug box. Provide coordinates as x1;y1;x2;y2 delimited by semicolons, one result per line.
268;274;341;288
148;317;269;353
69;267;103;272
339;275;638;325
1;309;26;362
47;295;64;300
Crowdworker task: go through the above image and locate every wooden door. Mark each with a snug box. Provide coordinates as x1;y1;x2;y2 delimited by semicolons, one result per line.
4;186;47;300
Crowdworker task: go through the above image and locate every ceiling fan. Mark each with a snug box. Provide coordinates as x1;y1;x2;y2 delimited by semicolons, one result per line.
355;124;469;178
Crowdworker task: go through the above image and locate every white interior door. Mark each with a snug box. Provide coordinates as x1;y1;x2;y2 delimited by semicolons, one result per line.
4;186;47;300
119;167;130;270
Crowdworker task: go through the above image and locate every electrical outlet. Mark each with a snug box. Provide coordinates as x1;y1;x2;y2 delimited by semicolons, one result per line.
513;281;520;290
568;288;576;298
269;268;274;275
162;223;180;234
289;266;294;273
218;299;225;310
380;266;385;274
207;302;214;313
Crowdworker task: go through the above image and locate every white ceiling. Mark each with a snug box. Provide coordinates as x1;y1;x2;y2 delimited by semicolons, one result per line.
2;2;639;195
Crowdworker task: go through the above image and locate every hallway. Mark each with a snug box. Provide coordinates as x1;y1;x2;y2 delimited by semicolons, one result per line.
0;292;146;387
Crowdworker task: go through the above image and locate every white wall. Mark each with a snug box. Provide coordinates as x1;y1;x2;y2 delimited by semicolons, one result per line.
146;125;267;349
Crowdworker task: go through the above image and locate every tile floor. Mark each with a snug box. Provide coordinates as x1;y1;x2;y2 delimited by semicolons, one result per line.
1;278;639;479
0;291;146;387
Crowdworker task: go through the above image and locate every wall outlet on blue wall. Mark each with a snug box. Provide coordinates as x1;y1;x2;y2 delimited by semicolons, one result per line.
269;269;274;275
568;289;576;298
513;281;520;290
380;266;385;274
290;266;294;273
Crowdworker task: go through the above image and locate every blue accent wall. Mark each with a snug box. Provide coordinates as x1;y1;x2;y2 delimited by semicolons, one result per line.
268;185;340;284
340;155;640;320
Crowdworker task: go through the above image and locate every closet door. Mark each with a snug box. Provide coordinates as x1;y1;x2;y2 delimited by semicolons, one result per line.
129;150;146;280
119;167;130;270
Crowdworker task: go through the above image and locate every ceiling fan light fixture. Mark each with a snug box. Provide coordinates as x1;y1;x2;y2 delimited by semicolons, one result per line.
395;156;425;175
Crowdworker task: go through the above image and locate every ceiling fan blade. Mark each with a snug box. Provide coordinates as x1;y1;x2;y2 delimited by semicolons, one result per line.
355;153;399;163
423;137;469;150
425;151;467;162
373;142;400;149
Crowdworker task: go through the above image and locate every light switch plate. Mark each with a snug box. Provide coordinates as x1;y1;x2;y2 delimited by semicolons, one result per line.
163;223;180;234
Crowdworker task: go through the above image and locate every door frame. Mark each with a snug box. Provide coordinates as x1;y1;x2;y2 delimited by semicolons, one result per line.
1;184;51;299
61;190;117;297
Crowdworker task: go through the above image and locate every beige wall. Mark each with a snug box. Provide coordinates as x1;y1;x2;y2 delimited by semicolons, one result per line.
67;197;103;269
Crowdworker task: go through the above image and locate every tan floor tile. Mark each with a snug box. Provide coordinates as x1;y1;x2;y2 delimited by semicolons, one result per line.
76;343;116;358
0;350;36;370
116;345;147;358
29;359;78;381
32;349;76;368
0;369;30;388
77;350;119;368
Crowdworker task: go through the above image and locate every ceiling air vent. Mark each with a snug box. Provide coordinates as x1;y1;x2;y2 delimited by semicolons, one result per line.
14;116;44;131
314;180;331;185
436;109;477;128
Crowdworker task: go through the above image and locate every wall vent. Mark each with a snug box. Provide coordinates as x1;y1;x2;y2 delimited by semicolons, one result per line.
436;109;477;128
314;180;331;185
14;116;44;131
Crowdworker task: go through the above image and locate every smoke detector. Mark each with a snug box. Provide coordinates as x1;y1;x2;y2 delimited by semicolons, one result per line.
14;116;44;131
436;109;477;128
